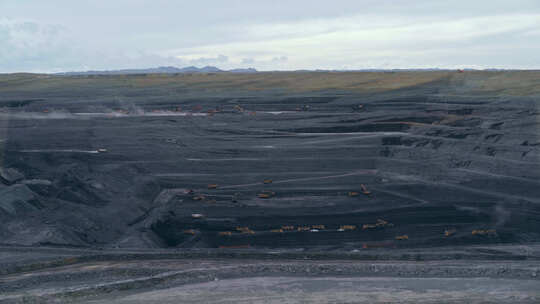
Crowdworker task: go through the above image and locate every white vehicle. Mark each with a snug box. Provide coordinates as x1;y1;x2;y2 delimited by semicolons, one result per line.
191;213;205;219
310;229;319;232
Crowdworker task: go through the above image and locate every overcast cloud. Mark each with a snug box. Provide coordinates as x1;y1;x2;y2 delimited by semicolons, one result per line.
1;0;539;72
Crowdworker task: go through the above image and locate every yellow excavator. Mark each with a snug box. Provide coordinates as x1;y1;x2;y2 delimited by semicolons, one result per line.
472;229;496;236
361;184;371;195
258;191;275;199
183;229;196;235
444;229;457;237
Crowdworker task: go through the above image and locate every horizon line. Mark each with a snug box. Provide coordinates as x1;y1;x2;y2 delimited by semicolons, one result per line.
3;66;540;76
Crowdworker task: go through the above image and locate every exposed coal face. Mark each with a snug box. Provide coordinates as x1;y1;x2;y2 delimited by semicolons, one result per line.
0;72;539;249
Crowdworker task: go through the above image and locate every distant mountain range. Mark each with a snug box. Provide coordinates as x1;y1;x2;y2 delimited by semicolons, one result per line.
57;66;258;75
54;66;519;76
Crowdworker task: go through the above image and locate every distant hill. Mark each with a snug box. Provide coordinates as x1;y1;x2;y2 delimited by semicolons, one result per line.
228;68;258;73
56;66;257;75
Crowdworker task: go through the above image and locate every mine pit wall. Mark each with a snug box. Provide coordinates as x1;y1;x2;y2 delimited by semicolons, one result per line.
0;72;539;249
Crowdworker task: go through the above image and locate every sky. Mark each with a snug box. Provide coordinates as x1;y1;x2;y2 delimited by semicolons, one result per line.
1;0;540;72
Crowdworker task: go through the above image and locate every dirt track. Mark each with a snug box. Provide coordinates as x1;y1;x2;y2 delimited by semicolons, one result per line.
0;245;539;303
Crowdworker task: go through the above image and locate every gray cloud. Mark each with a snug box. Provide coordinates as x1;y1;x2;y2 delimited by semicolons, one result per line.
1;0;539;72
272;56;288;63
185;54;228;66
0;20;74;72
